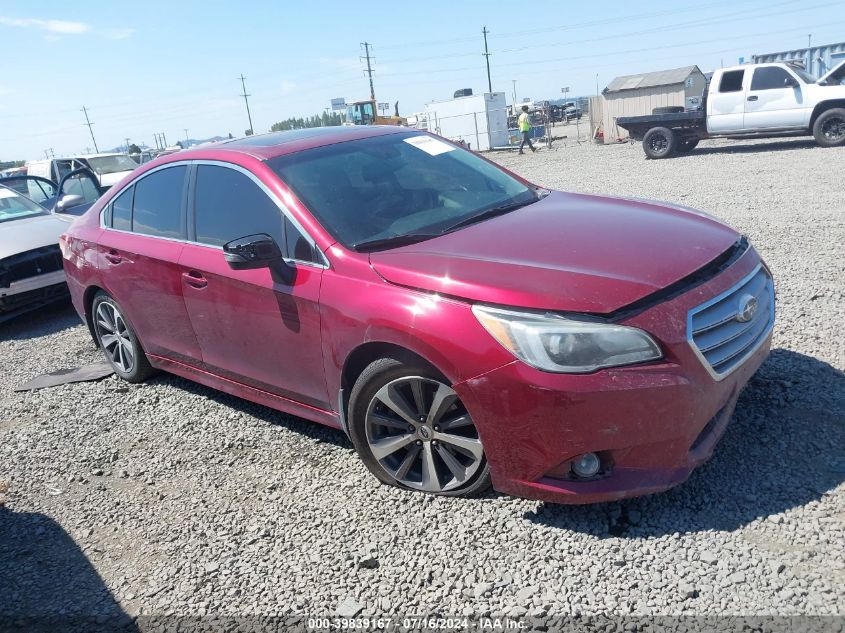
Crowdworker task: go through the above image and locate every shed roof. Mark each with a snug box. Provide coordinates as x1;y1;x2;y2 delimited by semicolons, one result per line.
605;65;700;93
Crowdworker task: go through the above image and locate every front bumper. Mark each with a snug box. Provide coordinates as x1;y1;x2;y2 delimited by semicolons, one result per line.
454;251;772;504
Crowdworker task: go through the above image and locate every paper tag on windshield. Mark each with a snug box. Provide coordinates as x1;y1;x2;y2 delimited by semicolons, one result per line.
403;136;455;156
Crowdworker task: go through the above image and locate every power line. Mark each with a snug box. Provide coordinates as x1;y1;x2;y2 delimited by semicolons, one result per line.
482;27;492;93
361;42;376;100
81;106;99;153
239;73;255;134
375;0;760;51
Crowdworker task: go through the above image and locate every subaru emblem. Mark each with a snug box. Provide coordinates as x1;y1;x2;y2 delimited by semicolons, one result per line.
736;294;758;323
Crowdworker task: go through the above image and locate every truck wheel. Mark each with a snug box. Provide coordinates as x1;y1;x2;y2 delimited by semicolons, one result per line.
676;138;699;152
643;127;676;159
813;108;845;147
652;106;685;114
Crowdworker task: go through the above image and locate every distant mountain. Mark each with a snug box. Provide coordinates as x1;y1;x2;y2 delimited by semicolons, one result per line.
106;135;231;153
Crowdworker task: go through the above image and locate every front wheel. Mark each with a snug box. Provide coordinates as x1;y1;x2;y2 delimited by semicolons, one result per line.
348;358;491;497
813;108;845;147
642;127;676;159
92;292;155;383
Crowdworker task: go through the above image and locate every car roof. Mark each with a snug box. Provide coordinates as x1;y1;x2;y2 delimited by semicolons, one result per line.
175;125;415;161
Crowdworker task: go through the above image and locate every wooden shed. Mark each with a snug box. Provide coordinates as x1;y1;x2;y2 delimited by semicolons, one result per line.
600;65;706;143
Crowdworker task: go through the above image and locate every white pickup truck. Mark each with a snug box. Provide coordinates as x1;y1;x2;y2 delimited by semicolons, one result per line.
617;61;845;158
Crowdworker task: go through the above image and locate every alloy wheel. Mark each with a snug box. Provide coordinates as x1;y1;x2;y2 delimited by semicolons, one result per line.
648;134;668;154
822;116;845;142
95;301;135;373
364;376;484;493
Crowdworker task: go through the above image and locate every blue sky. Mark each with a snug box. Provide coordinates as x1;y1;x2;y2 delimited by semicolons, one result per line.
2;0;843;159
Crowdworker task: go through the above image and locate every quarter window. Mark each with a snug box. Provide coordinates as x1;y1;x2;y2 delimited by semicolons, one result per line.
719;70;745;93
750;67;795;90
111;185;133;231
131;166;187;238
194;165;285;248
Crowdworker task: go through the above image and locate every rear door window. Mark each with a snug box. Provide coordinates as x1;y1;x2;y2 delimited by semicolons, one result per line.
719;70;745;93
193;165;285;248
111;185;134;231
131;166;187;239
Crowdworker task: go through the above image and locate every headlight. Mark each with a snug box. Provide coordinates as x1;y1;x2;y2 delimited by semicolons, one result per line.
472;305;662;373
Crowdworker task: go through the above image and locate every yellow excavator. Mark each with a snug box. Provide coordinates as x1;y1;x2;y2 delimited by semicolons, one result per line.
344;99;406;126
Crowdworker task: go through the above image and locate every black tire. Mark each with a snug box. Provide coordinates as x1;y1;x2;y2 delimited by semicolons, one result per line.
642;127;676;159
812;107;845;148
652;106;684;114
676;138;700;152
348;358;491;497
91;291;156;383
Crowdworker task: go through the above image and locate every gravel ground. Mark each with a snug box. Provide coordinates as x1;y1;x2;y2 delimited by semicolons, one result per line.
1;136;843;630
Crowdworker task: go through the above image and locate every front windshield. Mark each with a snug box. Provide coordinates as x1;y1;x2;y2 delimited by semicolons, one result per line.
268;133;535;249
85;155;138;175
0;186;48;223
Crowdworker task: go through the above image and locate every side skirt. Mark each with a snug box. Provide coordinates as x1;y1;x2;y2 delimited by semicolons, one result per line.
147;354;343;430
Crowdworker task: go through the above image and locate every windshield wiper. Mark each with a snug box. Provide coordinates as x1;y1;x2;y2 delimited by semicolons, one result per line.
352;233;439;252
442;198;537;233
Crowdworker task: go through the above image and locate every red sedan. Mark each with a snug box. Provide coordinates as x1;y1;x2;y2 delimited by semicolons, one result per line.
60;126;774;503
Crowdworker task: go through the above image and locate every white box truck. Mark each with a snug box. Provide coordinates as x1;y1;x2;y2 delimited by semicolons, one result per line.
424;92;508;151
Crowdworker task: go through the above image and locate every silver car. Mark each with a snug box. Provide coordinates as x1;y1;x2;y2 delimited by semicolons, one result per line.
0;184;75;322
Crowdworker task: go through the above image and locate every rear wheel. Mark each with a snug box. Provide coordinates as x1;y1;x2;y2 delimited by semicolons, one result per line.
92;292;155;383
348;358;491;497
813;108;845;147
642;127;676;159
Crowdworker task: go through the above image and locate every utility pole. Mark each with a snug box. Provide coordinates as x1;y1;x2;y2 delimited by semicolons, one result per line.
162;132;168;147
184;128;189;144
124;137;131;152
44;149;50;159
512;79;517;105
482;27;492;94
49;148;55;158
360;42;376;101
81;106;99;153
239;74;255;135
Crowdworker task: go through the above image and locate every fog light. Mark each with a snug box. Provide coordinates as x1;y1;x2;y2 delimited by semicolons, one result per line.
571;452;601;478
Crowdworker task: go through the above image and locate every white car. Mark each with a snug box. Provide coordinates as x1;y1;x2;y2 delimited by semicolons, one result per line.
0;184;74;321
26;152;138;189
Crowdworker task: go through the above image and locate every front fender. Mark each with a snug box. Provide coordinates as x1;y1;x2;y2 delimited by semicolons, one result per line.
319;257;514;405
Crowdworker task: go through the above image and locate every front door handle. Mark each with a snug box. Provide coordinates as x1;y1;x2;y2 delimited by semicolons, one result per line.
182;270;208;289
104;250;122;265
747;95;759;101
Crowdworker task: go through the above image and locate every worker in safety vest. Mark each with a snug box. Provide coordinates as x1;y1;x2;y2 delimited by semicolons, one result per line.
518;105;536;154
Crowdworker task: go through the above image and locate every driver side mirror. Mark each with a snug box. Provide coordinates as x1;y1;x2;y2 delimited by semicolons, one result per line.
784;76;798;87
222;234;284;270
56;193;84;212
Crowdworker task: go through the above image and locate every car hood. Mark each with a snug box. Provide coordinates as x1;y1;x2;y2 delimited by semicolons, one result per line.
0;213;74;260
817;59;845;85
369;191;740;313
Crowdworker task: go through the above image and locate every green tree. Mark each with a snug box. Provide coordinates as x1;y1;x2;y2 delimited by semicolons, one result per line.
270;111;343;133
128;143;141;154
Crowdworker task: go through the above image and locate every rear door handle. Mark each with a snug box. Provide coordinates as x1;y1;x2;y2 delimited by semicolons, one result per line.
182;270;208;289
104;250;122;265
747;95;759;101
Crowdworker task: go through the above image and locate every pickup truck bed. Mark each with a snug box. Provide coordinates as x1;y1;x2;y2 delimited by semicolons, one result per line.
616;111;705;138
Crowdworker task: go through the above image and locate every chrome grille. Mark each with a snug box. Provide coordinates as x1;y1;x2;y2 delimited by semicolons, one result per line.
688;264;774;378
